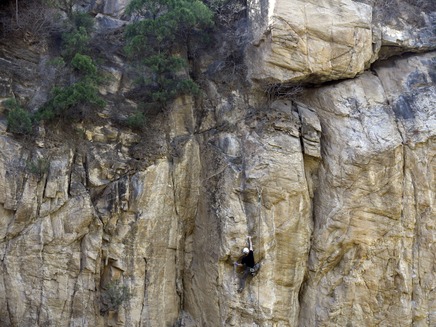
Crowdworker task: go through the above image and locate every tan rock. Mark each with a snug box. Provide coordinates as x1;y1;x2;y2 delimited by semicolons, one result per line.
0;1;435;326
247;0;374;84
296;102;322;158
297;53;436;327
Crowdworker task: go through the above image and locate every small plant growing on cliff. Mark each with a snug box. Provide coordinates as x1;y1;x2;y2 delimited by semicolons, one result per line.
100;281;131;313
26;158;50;179
135;54;200;107
62;26;91;60
37;80;105;122
5;99;33;135
61;12;95;61
125;110;147;130
71;53;98;77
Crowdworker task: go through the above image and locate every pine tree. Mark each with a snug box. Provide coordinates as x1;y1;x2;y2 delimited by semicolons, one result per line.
124;0;213;109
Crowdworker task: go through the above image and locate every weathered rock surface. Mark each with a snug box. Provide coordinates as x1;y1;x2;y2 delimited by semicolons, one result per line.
247;0;436;84
0;0;435;327
298;51;436;327
248;0;374;84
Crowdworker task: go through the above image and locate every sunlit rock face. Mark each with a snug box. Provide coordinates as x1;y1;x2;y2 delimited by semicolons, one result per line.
247;0;375;84
246;0;436;85
0;0;435;326
297;52;436;327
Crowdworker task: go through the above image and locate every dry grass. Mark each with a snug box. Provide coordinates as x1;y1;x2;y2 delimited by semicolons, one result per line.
0;0;60;42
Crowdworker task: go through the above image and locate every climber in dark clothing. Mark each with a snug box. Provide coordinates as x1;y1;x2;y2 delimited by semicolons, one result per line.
234;236;260;292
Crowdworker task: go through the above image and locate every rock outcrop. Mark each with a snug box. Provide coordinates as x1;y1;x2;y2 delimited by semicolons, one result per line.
247;0;436;85
0;0;435;326
299;52;436;327
248;0;374;84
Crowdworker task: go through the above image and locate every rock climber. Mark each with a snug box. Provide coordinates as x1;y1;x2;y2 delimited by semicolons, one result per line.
234;236;260;292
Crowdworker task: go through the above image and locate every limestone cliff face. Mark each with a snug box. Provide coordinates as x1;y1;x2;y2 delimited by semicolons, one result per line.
248;0;375;83
0;0;435;326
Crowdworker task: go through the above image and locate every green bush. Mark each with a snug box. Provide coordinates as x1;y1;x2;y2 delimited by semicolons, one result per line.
71;53;98;77
51;81;104;109
39;10;104;124
124;0;213;109
137;54;199;105
125;0;213;56
26;158;50;179
62;26;91;59
37;80;105;121
72;11;95;33
5;99;33;135
101;281;131;313
47;57;66;69
61;12;94;60
126;110;146;130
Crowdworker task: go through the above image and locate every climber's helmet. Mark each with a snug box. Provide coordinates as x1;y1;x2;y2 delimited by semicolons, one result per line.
243;247;249;254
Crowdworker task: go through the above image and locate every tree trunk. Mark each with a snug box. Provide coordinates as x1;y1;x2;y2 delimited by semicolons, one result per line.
15;0;18;25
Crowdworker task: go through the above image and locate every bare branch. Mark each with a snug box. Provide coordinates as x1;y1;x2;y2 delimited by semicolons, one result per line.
263;83;303;103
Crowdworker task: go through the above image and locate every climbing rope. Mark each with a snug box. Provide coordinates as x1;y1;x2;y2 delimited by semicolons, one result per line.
256;185;263;317
239;135;263;321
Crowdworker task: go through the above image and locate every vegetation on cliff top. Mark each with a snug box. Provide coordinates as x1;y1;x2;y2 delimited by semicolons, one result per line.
36;12;105;123
123;0;213;128
2;0;216;134
3;0;241;135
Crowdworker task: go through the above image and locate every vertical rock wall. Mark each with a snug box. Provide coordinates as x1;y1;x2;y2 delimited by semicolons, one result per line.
0;0;435;326
247;0;375;83
299;53;436;326
184;100;313;326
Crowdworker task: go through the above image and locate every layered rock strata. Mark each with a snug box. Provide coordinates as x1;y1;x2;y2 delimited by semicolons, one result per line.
0;0;435;326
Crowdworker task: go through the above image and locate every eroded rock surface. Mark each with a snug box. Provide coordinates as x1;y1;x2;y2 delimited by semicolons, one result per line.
248;0;374;84
298;52;436;327
0;0;435;326
247;0;436;85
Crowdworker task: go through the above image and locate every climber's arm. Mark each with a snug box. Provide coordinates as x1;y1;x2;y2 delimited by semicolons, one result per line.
248;236;253;251
234;256;243;266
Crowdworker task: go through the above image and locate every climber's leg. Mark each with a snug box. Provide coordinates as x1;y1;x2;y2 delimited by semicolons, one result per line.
238;268;251;292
